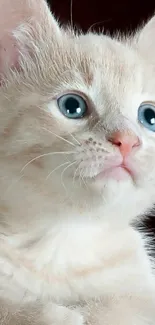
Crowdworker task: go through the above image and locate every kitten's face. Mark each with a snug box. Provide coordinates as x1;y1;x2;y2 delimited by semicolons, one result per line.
1;0;155;220
43;35;155;212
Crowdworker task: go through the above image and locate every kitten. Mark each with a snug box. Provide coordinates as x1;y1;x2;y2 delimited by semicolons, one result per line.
0;0;155;324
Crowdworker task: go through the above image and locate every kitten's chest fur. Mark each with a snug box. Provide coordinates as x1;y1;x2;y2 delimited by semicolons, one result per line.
0;215;144;304
0;159;150;304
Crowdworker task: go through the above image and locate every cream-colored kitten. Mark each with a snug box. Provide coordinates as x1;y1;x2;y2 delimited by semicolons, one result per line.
0;0;155;324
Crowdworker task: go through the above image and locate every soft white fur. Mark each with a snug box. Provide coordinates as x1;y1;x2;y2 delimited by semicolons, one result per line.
0;0;155;324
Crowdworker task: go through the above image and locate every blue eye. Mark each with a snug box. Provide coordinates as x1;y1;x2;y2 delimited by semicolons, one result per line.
57;93;88;119
138;103;155;132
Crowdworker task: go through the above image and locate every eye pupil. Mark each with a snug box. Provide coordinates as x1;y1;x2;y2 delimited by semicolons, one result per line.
65;98;81;115
144;108;155;125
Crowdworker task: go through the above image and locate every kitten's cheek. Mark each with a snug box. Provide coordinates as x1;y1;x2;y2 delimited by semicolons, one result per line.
47;103;87;134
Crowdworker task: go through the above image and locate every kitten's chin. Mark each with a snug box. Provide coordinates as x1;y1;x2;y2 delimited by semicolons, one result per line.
88;165;135;194
96;166;132;182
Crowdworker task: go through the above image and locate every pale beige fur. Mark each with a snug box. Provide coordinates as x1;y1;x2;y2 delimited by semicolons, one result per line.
0;0;155;324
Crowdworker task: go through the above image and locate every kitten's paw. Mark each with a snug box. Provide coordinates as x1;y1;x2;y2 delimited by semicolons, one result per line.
43;304;84;325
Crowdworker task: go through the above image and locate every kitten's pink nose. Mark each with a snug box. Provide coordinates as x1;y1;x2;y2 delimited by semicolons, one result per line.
110;131;140;157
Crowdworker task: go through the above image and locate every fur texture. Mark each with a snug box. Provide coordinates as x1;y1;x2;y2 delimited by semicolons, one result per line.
0;0;155;324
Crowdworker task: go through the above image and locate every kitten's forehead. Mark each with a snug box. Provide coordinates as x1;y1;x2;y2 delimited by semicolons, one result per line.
76;34;141;90
44;32;145;125
62;33;143;114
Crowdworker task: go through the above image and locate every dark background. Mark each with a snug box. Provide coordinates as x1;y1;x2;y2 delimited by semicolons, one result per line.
49;0;155;34
48;0;155;237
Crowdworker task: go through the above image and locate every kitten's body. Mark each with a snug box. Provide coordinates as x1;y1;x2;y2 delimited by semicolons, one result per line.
0;0;155;324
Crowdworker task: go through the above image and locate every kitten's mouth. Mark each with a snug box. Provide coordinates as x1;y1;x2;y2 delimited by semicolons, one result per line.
96;163;134;181
77;155;137;182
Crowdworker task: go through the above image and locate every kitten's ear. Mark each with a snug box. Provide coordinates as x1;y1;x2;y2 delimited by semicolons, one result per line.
0;0;61;75
136;16;155;60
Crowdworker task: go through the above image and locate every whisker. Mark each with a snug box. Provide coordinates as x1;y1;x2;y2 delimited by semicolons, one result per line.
46;161;70;180
72;163;87;189
42;127;76;147
68;131;81;146
88;18;112;33
72;163;80;186
88;115;98;129
54;120;81;146
21;151;76;173
73;162;84;189
80;169;88;189
92;119;103;132
70;0;73;29
61;161;77;193
78;168;83;188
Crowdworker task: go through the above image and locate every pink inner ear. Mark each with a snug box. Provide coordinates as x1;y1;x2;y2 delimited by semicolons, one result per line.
0;35;19;85
0;0;37;78
0;0;61;82
0;1;27;75
0;35;19;73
